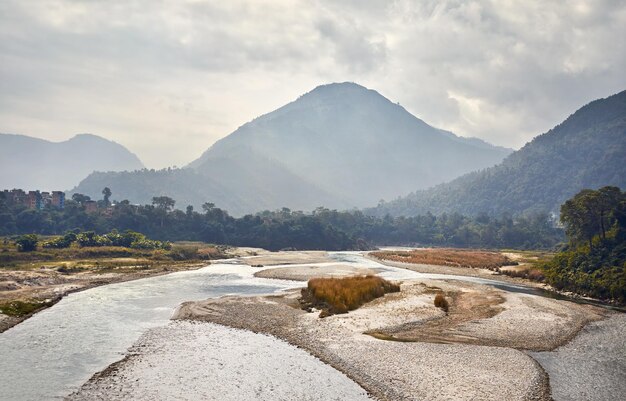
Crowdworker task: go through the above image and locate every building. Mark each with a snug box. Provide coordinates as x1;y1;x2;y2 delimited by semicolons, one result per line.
101;206;114;217
51;191;65;209
27;191;42;210
41;192;51;208
84;200;98;213
2;189;66;209
3;189;27;206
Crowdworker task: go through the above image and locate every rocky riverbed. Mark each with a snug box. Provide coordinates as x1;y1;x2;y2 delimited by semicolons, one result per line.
61;251;624;401
68;320;371;401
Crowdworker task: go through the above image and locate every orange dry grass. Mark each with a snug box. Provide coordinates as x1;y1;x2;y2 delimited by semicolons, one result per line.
371;249;513;271
433;293;449;313
303;275;400;316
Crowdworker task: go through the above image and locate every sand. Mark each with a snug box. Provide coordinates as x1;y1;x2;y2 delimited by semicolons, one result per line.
254;263;377;281
66;251;622;401
173;279;588;400
242;251;333;266
68;320;372;401
529;313;626;401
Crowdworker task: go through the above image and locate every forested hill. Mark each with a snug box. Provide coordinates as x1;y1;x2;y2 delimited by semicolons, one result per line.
0;133;144;190
72;82;511;215
370;89;626;217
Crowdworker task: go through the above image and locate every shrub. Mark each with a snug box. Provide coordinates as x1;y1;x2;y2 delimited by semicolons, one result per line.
0;299;53;317
301;275;400;317
106;230;145;247
43;232;76;249
15;234;38;252
131;239;171;250
434;293;449;312
500;267;545;282
76;231;111;247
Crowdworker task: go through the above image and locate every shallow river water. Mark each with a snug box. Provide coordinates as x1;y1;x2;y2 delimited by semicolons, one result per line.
0;252;578;400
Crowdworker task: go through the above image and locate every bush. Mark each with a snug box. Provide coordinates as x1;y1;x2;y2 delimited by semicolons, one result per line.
0;299;53;317
105;230;145;247
500;267;545;281
15;234;38;252
43;232;76;249
131;238;171;250
76;231;111;247
434;293;449;312
301;275;400;317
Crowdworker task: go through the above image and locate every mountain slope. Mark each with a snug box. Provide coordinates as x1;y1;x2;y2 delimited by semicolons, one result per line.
370;89;626;217
73;82;511;214
0;133;144;190
189;82;511;207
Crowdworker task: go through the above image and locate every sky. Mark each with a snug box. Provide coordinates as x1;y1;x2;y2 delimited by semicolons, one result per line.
1;0;625;168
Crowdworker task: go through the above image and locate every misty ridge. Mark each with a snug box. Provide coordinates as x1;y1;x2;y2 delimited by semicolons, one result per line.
4;81;624;220
0;133;143;191
68;82;513;215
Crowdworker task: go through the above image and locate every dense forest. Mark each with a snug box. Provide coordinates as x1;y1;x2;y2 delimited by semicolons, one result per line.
0;190;563;251
542;186;626;302
371;89;626;217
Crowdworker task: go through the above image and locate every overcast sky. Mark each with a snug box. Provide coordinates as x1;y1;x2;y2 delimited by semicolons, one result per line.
1;0;625;168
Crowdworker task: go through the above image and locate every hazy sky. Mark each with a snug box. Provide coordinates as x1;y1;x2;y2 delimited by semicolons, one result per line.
1;1;625;168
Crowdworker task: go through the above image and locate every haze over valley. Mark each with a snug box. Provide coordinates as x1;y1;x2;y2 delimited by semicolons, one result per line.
71;82;512;214
1;2;625;401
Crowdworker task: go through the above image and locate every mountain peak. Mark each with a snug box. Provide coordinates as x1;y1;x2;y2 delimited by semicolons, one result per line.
298;82;380;102
310;81;369;93
183;82;511;211
70;133;102;141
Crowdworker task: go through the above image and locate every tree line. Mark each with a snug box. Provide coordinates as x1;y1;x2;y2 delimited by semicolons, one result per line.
542;186;626;302
0;190;563;251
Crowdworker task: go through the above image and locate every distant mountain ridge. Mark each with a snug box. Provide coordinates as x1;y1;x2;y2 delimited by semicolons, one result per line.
0;133;144;190
188;83;512;208
370;89;626;217
73;82;512;215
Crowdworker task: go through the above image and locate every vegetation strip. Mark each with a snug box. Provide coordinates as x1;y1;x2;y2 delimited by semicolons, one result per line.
300;275;400;317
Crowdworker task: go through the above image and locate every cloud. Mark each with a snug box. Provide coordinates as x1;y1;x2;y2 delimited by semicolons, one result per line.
0;0;625;167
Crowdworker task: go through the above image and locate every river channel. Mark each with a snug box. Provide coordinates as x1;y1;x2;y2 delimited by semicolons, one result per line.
0;252;590;400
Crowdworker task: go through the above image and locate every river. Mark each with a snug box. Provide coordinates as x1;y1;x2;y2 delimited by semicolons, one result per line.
0;252;584;400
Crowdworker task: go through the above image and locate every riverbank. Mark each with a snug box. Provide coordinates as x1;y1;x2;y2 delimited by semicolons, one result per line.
0;243;243;333
0;260;208;333
368;252;624;310
367;251;549;288
19;250;623;400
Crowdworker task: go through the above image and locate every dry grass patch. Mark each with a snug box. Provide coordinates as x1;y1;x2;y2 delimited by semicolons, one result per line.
434;293;449;313
372;248;515;271
300;275;400;317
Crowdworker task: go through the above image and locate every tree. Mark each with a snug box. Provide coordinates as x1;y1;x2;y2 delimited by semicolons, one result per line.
202;202;215;213
15;234;38;252
72;193;91;204
102;187;112;206
561;187;625;247
560;191;597;247
596;186;622;240
152;196;176;211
